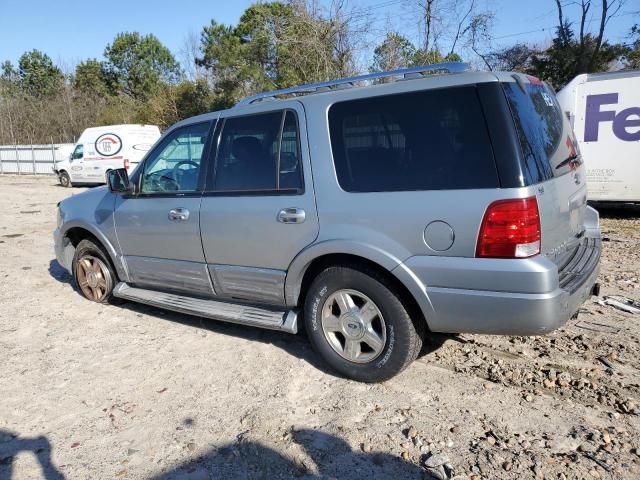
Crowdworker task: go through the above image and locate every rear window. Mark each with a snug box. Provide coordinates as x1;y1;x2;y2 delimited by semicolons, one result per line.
502;80;576;183
328;87;499;192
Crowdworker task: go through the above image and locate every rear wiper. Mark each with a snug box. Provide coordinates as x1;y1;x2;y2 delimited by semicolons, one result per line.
555;154;579;170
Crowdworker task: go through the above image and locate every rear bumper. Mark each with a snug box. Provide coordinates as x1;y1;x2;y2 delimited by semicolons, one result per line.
393;234;601;336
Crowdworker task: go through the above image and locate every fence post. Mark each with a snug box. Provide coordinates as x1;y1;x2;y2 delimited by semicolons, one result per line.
51;140;56;172
31;144;36;175
0;148;3;174
15;144;20;175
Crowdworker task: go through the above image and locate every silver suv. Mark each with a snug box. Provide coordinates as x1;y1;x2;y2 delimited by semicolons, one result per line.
54;63;601;382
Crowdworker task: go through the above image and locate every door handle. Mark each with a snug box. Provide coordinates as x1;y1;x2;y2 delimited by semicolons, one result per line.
277;207;306;224
168;207;190;221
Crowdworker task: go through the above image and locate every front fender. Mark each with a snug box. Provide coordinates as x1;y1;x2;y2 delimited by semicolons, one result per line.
59;220;129;281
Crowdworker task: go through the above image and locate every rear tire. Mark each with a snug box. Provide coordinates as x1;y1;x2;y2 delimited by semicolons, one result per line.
304;264;424;382
72;239;116;304
59;171;71;188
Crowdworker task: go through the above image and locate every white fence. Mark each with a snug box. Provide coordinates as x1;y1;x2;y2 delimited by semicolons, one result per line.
0;143;74;175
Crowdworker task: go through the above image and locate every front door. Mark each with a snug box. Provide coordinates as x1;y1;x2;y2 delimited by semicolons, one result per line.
200;103;319;305
68;144;87;182
113;120;215;296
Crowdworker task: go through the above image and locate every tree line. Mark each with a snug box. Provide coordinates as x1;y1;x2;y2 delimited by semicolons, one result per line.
0;0;638;145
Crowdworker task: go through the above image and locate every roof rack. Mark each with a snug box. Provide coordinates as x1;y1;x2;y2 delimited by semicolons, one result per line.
236;62;471;106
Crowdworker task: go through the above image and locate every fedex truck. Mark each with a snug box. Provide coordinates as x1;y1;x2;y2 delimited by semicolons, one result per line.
53;124;161;187
556;70;640;202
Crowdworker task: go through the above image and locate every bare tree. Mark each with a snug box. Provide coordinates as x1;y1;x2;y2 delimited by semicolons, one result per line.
448;0;476;56
179;30;207;82
553;0;627;73
464;13;494;69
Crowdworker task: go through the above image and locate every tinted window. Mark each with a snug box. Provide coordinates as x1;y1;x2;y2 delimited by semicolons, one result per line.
502;81;576;183
140;122;209;193
278;111;303;190
213;110;303;192
328;87;498;192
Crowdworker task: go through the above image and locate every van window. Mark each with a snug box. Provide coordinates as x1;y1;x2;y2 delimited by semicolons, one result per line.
328;87;499;192
502;81;576;183
212;110;303;193
71;144;83;160
140;122;210;193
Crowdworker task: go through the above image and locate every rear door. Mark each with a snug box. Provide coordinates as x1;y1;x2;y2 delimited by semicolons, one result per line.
501;77;588;266
124;126;162;170
199;103;319;305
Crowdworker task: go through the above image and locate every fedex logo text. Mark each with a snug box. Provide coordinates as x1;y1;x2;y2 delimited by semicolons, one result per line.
584;93;640;142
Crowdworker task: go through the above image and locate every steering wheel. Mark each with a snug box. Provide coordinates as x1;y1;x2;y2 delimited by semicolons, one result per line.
148;172;179;192
171;161;199;189
172;160;199;174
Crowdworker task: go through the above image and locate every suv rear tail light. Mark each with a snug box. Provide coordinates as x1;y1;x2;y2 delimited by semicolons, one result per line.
476;196;541;259
124;159;130;170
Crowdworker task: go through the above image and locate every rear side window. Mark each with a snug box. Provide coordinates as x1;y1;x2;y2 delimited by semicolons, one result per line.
502;80;576;183
328;87;499;192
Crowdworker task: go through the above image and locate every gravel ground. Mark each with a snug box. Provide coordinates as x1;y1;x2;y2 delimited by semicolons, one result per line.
0;175;639;480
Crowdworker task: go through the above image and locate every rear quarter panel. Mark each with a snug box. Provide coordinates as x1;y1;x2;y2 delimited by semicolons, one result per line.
299;77;540;264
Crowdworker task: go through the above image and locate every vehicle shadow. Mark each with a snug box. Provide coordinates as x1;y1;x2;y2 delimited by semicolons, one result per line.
47;259;448;379
152;428;427;480
48;259;73;284
0;429;64;480
590;201;640;219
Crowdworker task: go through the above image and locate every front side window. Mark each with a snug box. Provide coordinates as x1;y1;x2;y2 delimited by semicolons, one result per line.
212;110;303;192
140;122;210;193
328;86;499;192
71;144;83;159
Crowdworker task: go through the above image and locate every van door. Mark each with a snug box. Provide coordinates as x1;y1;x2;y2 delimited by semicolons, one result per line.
68;144;86;181
113;120;215;295
199;103;319;305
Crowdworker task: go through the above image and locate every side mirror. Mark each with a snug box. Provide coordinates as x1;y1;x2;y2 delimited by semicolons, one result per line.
107;168;132;194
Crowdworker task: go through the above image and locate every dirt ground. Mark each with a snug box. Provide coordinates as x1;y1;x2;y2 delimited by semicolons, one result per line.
0;175;639;480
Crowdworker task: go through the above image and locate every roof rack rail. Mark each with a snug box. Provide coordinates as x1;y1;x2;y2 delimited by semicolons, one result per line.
236;62;471;106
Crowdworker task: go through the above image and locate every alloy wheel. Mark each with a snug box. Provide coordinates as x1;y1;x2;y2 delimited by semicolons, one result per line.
76;255;111;302
321;289;387;363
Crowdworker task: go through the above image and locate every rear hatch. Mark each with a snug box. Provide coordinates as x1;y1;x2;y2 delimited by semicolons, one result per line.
501;76;588;268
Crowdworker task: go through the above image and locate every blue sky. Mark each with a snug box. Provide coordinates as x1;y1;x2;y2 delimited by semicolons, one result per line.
0;0;637;69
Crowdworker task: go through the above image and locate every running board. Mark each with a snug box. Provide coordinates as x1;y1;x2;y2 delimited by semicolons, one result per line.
112;283;297;334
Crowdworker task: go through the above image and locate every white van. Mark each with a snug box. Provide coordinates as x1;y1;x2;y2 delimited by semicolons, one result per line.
53;124;161;187
556;70;640;202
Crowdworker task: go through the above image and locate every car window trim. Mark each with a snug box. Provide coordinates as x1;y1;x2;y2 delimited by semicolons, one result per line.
127;120;215;198
204;108;305;196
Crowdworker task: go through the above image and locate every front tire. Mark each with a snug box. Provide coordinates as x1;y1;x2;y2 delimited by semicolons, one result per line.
59;171;71;188
72;239;116;303
304;265;424;382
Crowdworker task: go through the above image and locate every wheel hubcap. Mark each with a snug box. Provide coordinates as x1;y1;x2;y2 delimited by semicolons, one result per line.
76;255;110;301
321;289;386;364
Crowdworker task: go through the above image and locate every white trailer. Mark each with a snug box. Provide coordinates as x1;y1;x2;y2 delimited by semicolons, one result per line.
556;70;640;202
